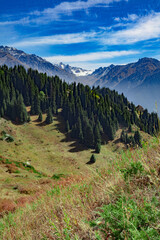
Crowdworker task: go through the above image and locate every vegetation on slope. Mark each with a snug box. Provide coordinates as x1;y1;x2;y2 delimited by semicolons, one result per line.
0;65;159;153
0;65;160;239
0;134;159;239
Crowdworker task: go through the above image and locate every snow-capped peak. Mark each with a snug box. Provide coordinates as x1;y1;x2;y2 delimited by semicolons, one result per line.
56;62;93;77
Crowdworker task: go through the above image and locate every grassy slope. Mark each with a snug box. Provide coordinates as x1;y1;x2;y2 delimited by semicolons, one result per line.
0;112;160;239
0;110;119;203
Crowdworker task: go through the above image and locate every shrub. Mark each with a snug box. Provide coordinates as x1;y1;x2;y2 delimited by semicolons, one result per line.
1;132;14;142
120;161;144;181
51;174;64;180
89;196;160;240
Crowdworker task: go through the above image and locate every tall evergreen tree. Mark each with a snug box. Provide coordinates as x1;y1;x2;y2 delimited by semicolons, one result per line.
84;124;94;148
38;111;43;122
95;142;101;153
66;120;70;132
15;94;28;123
134;130;141;147
45;107;53;124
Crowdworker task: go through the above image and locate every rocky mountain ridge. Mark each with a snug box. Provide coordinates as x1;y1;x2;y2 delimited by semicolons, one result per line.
0;46;77;83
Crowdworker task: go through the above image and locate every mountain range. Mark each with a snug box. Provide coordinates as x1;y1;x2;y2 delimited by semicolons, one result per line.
0;46;160;113
0;46;78;83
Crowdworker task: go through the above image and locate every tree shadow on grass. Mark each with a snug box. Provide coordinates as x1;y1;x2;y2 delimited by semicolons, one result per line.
68;141;89;153
91;150;96;154
86;161;95;165
3;116;27;126
36;121;47;127
113;138;121;144
32;119;39;123
53;114;90;153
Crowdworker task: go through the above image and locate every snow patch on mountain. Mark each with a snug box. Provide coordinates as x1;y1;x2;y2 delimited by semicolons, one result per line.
57;62;93;76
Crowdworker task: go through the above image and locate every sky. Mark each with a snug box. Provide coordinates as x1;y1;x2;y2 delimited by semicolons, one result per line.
1;0;160;70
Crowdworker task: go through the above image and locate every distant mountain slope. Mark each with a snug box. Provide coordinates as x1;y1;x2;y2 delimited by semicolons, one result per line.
0;51;28;68
93;58;160;89
91;64;115;78
91;58;160;112
0;46;77;83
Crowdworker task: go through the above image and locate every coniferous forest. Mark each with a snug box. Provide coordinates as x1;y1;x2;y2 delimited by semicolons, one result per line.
0;65;159;150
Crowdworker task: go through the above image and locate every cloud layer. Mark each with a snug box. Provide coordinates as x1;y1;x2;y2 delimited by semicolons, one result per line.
10;11;160;48
34;0;124;18
1;0;160;69
13;32;97;47
104;12;160;45
45;50;139;63
0;0;125;26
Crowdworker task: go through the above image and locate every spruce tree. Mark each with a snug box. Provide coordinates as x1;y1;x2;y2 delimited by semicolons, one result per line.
27;114;31;122
77;117;83;142
120;130;125;142
66;120;70;132
130;136;135;146
34;95;40;115
95;142;101;153
30;98;35;115
95;125;101;145
134;130;141;147
0;107;4;117
16;95;28;123
38;112;43;122
45;107;53;124
84;124;94;148
94;125;101;152
128;124;133;133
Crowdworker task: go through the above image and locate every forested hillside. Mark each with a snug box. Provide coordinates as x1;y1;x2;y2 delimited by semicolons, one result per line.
0;65;160;240
0;65;159;151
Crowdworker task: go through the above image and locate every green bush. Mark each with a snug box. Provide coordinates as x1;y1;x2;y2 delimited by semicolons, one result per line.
120;161;144;181
51;174;64;180
89;196;160;240
1;132;14;142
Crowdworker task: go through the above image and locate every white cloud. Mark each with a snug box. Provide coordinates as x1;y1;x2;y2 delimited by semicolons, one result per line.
0;17;30;26
114;14;139;22
44;50;139;64
11;12;160;48
13;32;97;47
103;12;160;45
41;0;123;16
0;0;126;26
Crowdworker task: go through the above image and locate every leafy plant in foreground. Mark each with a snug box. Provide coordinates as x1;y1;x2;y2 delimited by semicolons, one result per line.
89;196;160;240
120;161;144;181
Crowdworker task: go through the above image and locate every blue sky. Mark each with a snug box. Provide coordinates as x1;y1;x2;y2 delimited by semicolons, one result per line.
1;0;160;69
